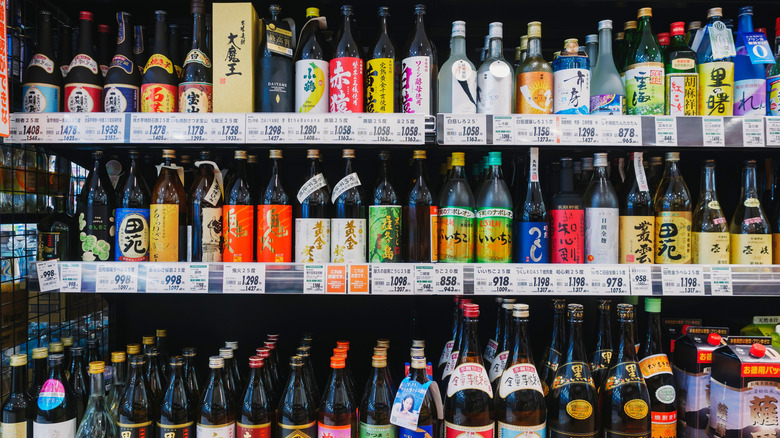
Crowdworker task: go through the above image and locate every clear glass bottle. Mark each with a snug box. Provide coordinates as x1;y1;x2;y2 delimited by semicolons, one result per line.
517;22;553;114
625;8;664;115
75;361;117;438
591;20;626;114
105;352;127;420
730;160;772;264
476;152;513;263
438;20;477;114
552;38;590;114
619;152;654;264
653;152;692;264
584;153;619;264
691;160;729;264
438;152;475;263
477;22;513;114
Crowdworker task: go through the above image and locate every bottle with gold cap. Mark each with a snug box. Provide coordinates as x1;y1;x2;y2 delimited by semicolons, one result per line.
625;7;664;115
296;346;320;402
552;38;590;114
1;354;34;438
150;149;187;261
219;348;240;404
296;149;331;263
106;352;127;420
332;149;367;263
360;355;396;438
158;356;195;438
145;349;165;407
224;150;255;262
654;152;692;264
438;152;475;263
182;347;201;403
513;35;528;70
617;21;637;80
197;356;236;438
696;7;735;116
517;22;552;114
34;354;78;438
404;150;437;262
75;361;117;438
278;355;317;438
295;7;329;113
142;336;155;355
259;149;292;262
370;151;401;263
156;329;169;378
397;353;438;438
319;355;358;438
691;160;729;264
50;341;65;356
238;356;273;438
730;160;772;264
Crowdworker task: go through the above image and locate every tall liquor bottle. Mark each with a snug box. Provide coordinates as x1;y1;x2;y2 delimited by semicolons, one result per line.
591;20;625;114
218;348;240;404
546;304;598;438
35;355;78;438
404;150;437;262
515;148;548;263
134;26;147;74
98;25;112;76
495;304;546;438
484;299;505;371
330;5;363;113
224;150;255;262
692;160;729;264
145;349;166;409
439;298;462;381
258;150;292;262
169;24;183;79
401;4;437;114
400;354;437;438
238;357;273;438
141;11;178;112
439;21;477;113
664;22;697;115
150;149;187;262
686;22;701;46
584;153;618;263
257;5;294;112
516;22;552;114
697;8;735;116
586;34;599;66
319;356;358;438
37;195;77;261
552;38;590;114
625;8;664;115
733;7;766;116
183;348;201;404
730;160;772;264
488;300;515;388
439;152;475;263
477;23;513;114
78;151;116;261
590;300;613;389
600;304;651;438
106;352;127;420
197;357;236;438
29;348;49;405
653;152;692;264
364;7;395;113
115;150;150;261
551;158;584;263
537;299;565;396
69;347;88;423
617;21;637;79
64;12;103;112
278;356;317;438
619;152;653;264
475;152;512;263
157;356;194;438
75;362;117;438
104;12;141;112
516;36;528;68
295;8;329;113
23;11;61;112
444;304;494;438
190;152;223;262
639;298;676;438
1;354;33;438
768;19;780;115
331;149;366;263
359;355;395;438
179;0;212;113
296;149;331;263
370;152;401;262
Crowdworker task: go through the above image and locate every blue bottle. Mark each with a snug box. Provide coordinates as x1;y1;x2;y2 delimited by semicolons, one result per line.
734;6;767;116
515;148;549;263
552;38;590;114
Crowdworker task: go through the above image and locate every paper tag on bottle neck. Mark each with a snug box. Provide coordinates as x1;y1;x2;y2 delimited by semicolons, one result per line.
195;160;224;203
331;172;361;203
530;147;539;182
297;173;328;204
390;376;434;429
156;163;185;185
634;154;649;193
709;21;737;60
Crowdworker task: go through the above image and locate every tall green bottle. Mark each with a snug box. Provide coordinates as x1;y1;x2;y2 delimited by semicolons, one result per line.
475;152;512;263
439;152;475;262
625;8;664;115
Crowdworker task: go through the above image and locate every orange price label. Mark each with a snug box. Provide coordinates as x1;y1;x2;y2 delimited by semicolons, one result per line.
326;265;346;293
348;265;369;293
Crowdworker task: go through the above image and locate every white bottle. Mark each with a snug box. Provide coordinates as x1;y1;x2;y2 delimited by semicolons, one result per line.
477;22;513;114
438;20;477;113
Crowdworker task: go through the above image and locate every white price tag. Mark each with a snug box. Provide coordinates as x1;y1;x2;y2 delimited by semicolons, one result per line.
655;116;678;146
766;117;780;146
371;264;414;294
359;114;425;144
474;265;515;294
60;263;82;292
702;117;725;146
323;115;358;143
36;261;60;292
96;263;139;293
661;266;704;295
146;263;209;293
515;265;556;294
130;114;175;142
599;116;642;145
54;113;83;142
629;265;653;295
514;115;557;144
246;113;294;143
589;265;630;295
414;264;434;294
709;266;733;296
442;114;487;144
491;115;514;144
206;114;244;143
554;266;590;294
82;114;125;142
558;116;599;145
11;113;45;142
303;264;326;294
222;263;265;293
174;115;211;142
742;118;765;147
433;264;464;294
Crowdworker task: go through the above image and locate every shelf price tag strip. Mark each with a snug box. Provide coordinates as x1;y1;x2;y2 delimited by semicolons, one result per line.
433;264;464;294
554;266;591;294
655;116;678;146
599;116;642;145
661;265;704;295
766;117;780;146
442;114;487;144
588;265;630;295
222;263;266;293
742;118;765;147
629;265;653;295
473;265;515;294
515;265;556;294
36;260;61;292
371;264;414;294
558;115;599;145
146;263;209;293
95;262;139;293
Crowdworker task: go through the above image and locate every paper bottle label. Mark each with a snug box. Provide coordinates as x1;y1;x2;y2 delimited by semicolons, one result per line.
475;208;513;263
360;423;397;438
768;75;780;115
104;85;140;112
201;207;224;262
196;423;234;438
34;419;77;438
497;422;545;438
329;57;363;113
619;216;654;264
450;59;477;113
518;72;553;114
64;84;102;112
692;231;730;264
157;422;194;438
590;94;625;115
331;218;367;263
22;83;59;112
369;205;402;262
296;59;329;113
179;83;213;113
318;423;352;438
477;61;512;114
730;233;771;265
550;209;584;264
516;221;549;263
115;207;150;261
734;78;766;116
223;205;254;262
553;68;590;114
698;62;734;116
446;363;493;397
258;205;292;262
295;218;330;263
237;422;271;438
625;63;665;115
401;56;431;114
279;422;317;438
149;204;179;262
654;211;691;264
444;422;494;438
438;207;475;263
665;73;698;115
584;207;619;264
498;363;544;398
141;83;177;112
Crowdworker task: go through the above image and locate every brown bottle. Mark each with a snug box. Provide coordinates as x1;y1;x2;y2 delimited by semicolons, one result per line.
197;356;236;437
318;356;357;438
141;11;178;112
118;355;155;438
150;149;187;261
237;356;273;438
537;299;566;396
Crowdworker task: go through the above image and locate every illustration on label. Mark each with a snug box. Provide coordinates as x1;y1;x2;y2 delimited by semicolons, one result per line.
297;59;329;113
369;205;402;262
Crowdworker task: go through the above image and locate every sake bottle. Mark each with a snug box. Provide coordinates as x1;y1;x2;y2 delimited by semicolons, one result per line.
691;160;729;264
619;152;654;264
653;152;692;264
439;20;477;113
730;160;772;264
438;153;475;263
475;152;513;263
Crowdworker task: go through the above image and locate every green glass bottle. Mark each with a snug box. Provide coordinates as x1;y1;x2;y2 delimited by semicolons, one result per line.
438;152;475;262
664;22;698;115
625;8;664;115
475;152;512;263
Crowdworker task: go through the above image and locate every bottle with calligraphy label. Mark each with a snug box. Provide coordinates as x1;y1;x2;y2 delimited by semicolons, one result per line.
23;11;61;113
443;299;472;391
439;152;475;263
295;149;331;264
77;151;116;262
590;20;625;114
364;7;395;113
278;355;317;438
401;4;437;114
553;38;590;114
404;150;437;262
767;19;780;116
439;20;477;114
257;150;292;263
639;298;676;438
34;354;77;438
484;298;508;366
104;12;141;112
58;25;73;82
697;8;735;116
546;304;598;438
179;0;212;113
319;355;357;438
183;348;201;405
237;356;273;438
516;148;548;263
69;348;87;423
359;355;395;438
516;21;553;114
158;356;194;438
331;5;363;113
64;12;103;112
150;149;187;262
584;153;619;264
619;152;654;264
295;8;329;113
444;303;494;438
400;354;436;438
330;149;366;263
625;8;664;115
600;304;651;438
730;160;772;264
691;160;729;264
664;22;697;115
224;150;254;262
538;300;565;396
369;151;401;263
475;152;512;263
1;354;33;438
190;151;224;262
37;195;77;261
653;152;692;264
495;304;546;438
75;362;117;438
257;4;294;112
477;23;513;114
115;150;150;262
590;300;613;390
142;11;178;112
198;356;236;438
733;7;766;116
134;25;147;75
551;158;584;264
488;300;515;390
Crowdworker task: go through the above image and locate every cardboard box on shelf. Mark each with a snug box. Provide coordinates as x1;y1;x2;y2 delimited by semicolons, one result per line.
213;3;259;112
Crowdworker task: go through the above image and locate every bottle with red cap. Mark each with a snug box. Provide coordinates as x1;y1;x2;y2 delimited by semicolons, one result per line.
264;338;282;387
334;346;357;398
238;356;273;438
104;12;141;112
444;303;494;438
22;10;61;112
64;11;103;112
656;33;669;53
97;24;112;77
197;356;236;438
664;21;698;115
278;355;318;438
441;298;472;391
319;355;358;438
639;298;676;438
141;10;178;112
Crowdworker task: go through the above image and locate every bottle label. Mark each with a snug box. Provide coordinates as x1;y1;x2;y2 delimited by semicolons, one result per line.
604;431;649;438
584;207;619;264
550;209;585;264
650;411;677;438
446;363;493;397
369;205;402;262
150;204;180;262
450;59;477;113
295;218;331;263
330;57;364;113
638;354;673;378
654;386;676;405
691;231;729;264
197;423;235;438
318;423;352;438
619;216;654;264
279;422;318;438
157;422;194;438
497;363;544;398
589;94;625;115
259;57;293;111
69;53;99;74
117;422;153;438
34;419;77;438
603;361;645;390
109;54;134;74
475;208;513;262
223;205;254;262
22;83;59;112
141;83;177;112
665;73;698;115
438;207;475;263
30;53;55;73
332;173;361;202
443;350;459;377
37;231;62;261
258;205;292;262
497;422;545;438
79;206;115;261
201;206;224;262
104;85;140;113
401;56;431;114
38;378;66;409
730;233;771;265
430;206;439;262
237;422;272;438
551;362;596;389
361;423;397;438
553;68;590;114
1;421;27;438
484;339;498;364
365;58;394;113
516;221;549;263
654;212;692;264
266;23;294;57
734;78;767;116
590;349;613;376
399;424;433;438
115;207;150;261
331;218;367;263
144;54;174;74
477;61;513;114
773;233;780;264
297;174;328;204
625;62;665;115
518;72;553;114
64;84;102;112
179;82;213;113
183;49;211;67
698;62;734;116
439;340;454;366
768;75;780;116
444;422;494;438
296;59;330;113
391;376;434;429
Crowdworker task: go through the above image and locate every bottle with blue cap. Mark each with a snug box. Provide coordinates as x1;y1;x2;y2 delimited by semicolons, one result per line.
733;6;767;116
476;151;513;263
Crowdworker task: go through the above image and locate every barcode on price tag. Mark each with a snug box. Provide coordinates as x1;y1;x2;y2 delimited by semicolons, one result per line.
515;265;556;294
655;116;677;146
442;114;487;144
589;266;630;295
709;266;733;296
702;117;725;146
60;263;82;292
303;265;326;294
515;115;557;144
414;264;434;294
474;265;515;294
742;118;765;147
555;266;590;294
433;264;464;294
371;264;414;294
96;263;139;293
222;263;265;293
36;260;60;292
146;263;209;293
661;266;704;295
629;265;653;295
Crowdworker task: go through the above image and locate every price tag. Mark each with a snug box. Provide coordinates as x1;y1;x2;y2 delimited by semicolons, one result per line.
246;113;294;143
303;265;326;294
371;264;414;294
433;264;464;294
558;116;599;145
414;264;434;294
54;113;83;142
393;114;426;144
655;116;678;146
358;114;425;144
515;265;556;294
206;114;244;143
326;265;347;293
323;115;358;143
95;263;139;293
348;264;369;293
702;117;725;146
146;263;209;293
474;265;515;294
589;266;630;295
173;115;212;142
222;263;265;293
629;265;653;295
742;118;765;147
554;266;590;294
661;266;704;295
130;114;175;142
82;114;125;142
60;263;82;293
766;117;780;146
709;266;733;296
11;113;45;142
599;116;642;145
36;260;60;292
514;115;557;144
442;114;487;144
491;115;515;144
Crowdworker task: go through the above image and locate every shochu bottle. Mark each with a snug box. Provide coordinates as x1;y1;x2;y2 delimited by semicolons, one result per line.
68;347;88;423
142;11;178;112
619;152;654;264
639;299;676;438
729;160;772;264
319;356;358;438
78;151;116;261
190;152;224;262
259;150;292;262
366;7;395;113
537;299;565;396
183;348;201;405
589;300;613;390
23;10;61;112
29;348;49;405
150;149;187;262
64;12;103;112
296;149;331;263
369;151;401;263
550;158;584;263
653;152;691;264
237;356;273;438
359;355;396;438
158;356;195;438
104;12;141;112
546;304;598;438
691;160;729;264
115;150;150;262
476;152;513;263
330;5;363;113
516;148;548;263
331;149;367;263
401;4;437;114
224;151;255;262
278;356;317;438
399;354;437;438
439;152;475;262
197;356;236;438
34;354;78;438
179;0;212;113
257;4;294;112
404;150;437;262
295;8;329;113
1;354;34;438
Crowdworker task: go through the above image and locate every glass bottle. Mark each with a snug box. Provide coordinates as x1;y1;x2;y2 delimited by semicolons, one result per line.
692;160;729;264
35;354;78;438
218;348;239;404
37;195;77;261
619;152;654;264
2;354;33;438
586;34;599;66
734;6;766;116
145;349;165;410
664;22;698;115
477;22;513;114
69;347;88;423
158;357;194;438
257;4;294;112
404;150;437;262
488;300;515;388
767;18;780;115
369;151;401;263
537;299;565;396
331;149;366;263
179;0;212;113
115;150;150;261
653;152;692;264
590;20;625;114
190;151;224;262
264;340;282;391
590;300;613;390
515;148;548;263
143;336;156;355
363;6;395;113
29;348;49;404
150;149;187;262
625;8;664;115
75;361;117;438
295;149;331;263
197;356;236;438
686;22;702;46
359;355;396;438
439;20;477;113
399;355;437;438
64;11;102;112
238;356;273;438
484;298;505;370
583;153;619;264
134;25;147;75
438;298;462;381
551;158;584;264
518;36;529;66
168;24;183;80
730;160;772;264
106;352;127;420
438;152;475;263
23;10;61;112
657;32;669;53
277;356;317;438
639;298;676;438
58;24;73;82
697;8;735;116
577;158;594;195
401;4;437;114
552;38;590;114
77;151;116;261
257;150;292;262
183;348;201;404
85;340;101;367
141;11;178;112
156;330;170;380
103;12;140;112
475;151;513;263
319;356;358;438
224;150;254;262
617;21;637;79
330;5;363;113
295;8;329;113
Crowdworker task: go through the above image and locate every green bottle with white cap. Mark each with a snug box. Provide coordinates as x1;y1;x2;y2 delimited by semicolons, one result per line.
475;151;513;263
639;298;677;438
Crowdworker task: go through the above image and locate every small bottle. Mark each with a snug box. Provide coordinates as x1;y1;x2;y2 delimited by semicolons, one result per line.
730;160;772;264
590;300;613;389
256;5;294;112
77;151;117;261
197;356;236;438
664;22;698;115
370;151;401;262
691;160;729;264
438;20;477;113
1;354;34;438
516;148;548;263
331;149;367;263
64;12;103;112
477;22;513;114
295;149;331;263
106;352;127;420
115;150;150;262
295;8;329;113
319;356;358;438
224;150;255;262
330;5;363;113
150;149;187;262
34;354;78;438
190;151;224;262
179;0;212;113
23;10;61;112
584;153;619;263
438;152;475;263
625;8;664;115
590;20;625;114
404;150;437;262
277;356;317;438
401;4;437;114
619;152;654;264
359;355;396;438
551;158;584;264
654;152;692;264
733;6;766;116
141;11;178;112
183;348;201;404
475;152;513;263
552;38;590;114
639;298;677;438
238;356;273;438
259;150;293;262
37;195;78;261
697;8;735;116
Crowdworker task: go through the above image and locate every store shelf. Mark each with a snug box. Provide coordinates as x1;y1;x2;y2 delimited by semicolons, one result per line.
27;261;780;296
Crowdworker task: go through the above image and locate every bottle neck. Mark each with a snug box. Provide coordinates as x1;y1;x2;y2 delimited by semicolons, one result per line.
671;34;686;46
664;160;681;180
738;14;754;33
566;320;585;362
114;361;127;384
489;164;503;181
379;15;389;36
90;371;105;396
560;164;575;192
169;364;184;384
643;312;663;356
509;317;531;363
451;164;467;181
638;16;653;37
11;364;25;394
235;158;248;179
129;363;144;384
701;165;717;196
499;309;512;350
39;16;54;55
450;35;466;56
116;14;133;54
594;165;608;182
742;166;759;199
378;160;390;182
134;26;144;54
271;158;282;181
459;316;480;362
192;12;205;50
415;14;426;37
33;357;48;384
597;310;612;346
209;367;225;386
489;36;504;59
308;157;320;178
409;365;427;383
617;319;638;362
153;17;169;55
527;36;542;57
78;19;94;55
342;13;353;36
49;362;65;381
598;28;613;58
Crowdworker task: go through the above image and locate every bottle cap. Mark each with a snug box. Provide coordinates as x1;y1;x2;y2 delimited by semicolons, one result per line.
520;35;528;50
413;150;426;159
738;6;753;15
616;32;625;40
218;348;234;359
410;347;425;357
374;346;388;357
644;297;661;313
617;303;634;321
657;32;670;45
336;340;350;350
146;348;159;357
414;4;426;14
62;337;74;347
573;161;582;173
129;354;146;365
688;21;702;31
235;150;247;159
170;356;184;366
593;153;608;167
127;343;141;355
209;356;225;368
267;334;280;341
333;347;348;358
451;152;465;167
156;329;167;337
49;341;64;353
89;361;105;374
750;343;767;358
411;357;426;368
650;156;663;164
142;336;155;345
665;152;680;161
563;38;579;53
527;21;541;38
48;354;65;365
111;351;127;363
98;24;111;34
681;324;691;335
331;356;346;368
162;149;175;159
707;333;722;346
598;20;612;31
226;341;239;349
598;299;611;311
586;34;598;44
33;347;49;359
553;298;566;312
247;155;258;164
463;303;480;318
372;355;387;367
257;348;270;359
376;339;390;348
80;11;94;21
489;22;503;39
10;354;27;366
670;22;685;37
183;347;196;357
290;355;304;366
581;157;593;170
307;149;320;159
777;18;780;34
71;346;84;355
707;8;723;19
264;341;277;350
379;150;391;161
267;150;282;160
567;303;584;321
249;356;264;368
306;7;320;17
637;7;652;18
342;149;355;158
192;0;206;14
487;151;501;166
452;20;466;38
513;303;530;318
